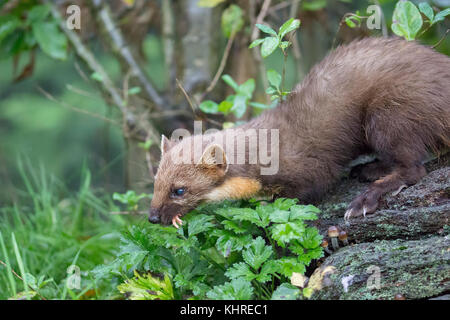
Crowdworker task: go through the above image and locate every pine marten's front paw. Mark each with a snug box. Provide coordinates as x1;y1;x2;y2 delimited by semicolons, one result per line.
344;189;380;220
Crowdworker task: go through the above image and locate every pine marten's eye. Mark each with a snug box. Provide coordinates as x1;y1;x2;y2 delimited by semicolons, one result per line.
171;188;186;197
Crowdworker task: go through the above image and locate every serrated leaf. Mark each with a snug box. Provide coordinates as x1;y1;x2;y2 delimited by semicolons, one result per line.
256;260;281;283
118;271;174;300
207;278;254;300
214;229;252;256
225;262;256;281
277;257;306;277
261;37;279;58
391;1;423;41
289;204;320;221
418;2;434;21
270;222;305;246
267;69;282;88
278;18;301;39
221;4;244;38
242;236;273;270
299;227;323;249
255;24;277;36
271;283;300;300
187;214;215;237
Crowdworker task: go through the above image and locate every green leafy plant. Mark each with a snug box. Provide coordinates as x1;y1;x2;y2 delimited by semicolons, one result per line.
93;198;323;300
391;1;450;41
249;18;301;58
0;3;68;60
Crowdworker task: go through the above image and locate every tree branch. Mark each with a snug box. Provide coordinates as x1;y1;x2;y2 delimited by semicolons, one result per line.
90;0;166;111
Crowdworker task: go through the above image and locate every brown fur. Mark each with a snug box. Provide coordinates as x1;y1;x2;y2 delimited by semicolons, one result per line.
150;37;450;224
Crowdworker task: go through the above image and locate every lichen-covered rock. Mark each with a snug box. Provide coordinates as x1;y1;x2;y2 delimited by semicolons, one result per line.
308;236;450;300
314;155;449;242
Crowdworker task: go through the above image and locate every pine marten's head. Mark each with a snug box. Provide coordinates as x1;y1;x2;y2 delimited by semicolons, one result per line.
149;135;263;227
149;135;229;227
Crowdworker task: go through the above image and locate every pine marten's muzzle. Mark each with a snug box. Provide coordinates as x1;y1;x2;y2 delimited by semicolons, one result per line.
148;208;161;224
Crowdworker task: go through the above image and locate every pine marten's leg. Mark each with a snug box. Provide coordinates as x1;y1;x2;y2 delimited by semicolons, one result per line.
345;108;429;219
345;163;426;219
350;160;394;182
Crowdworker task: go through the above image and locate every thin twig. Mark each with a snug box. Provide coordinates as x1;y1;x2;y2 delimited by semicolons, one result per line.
36;86;120;126
200;34;235;101
432;29;450;49
176;78;198;117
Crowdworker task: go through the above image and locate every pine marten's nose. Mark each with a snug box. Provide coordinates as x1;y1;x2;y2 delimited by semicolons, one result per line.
148;208;160;224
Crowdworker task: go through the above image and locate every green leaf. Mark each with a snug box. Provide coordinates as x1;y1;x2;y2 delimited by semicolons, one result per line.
207;278;254;300
237;79;255;99
242;236;273;270
0;15;21;43
221;4;244;38
225;262;256;281
249;102;273;109
249;38;264;48
27;4;51;24
271;283;300;300
299;227;323;249
391;1;423;41
255;24;277;36
270;222;305;246
219;207;266;227
289;204;320;221
187;214;215;237
199;100;219;114
128;86;141;95
267;69;282;88
218;100;233;114
197;0;226;8
213;229;252;256
32;21;68;60
277;257;306;277
278;18;301;39
256;260;281;283
433;8;450;24
118;271;174;300
418;2;434;21
302;0;327;11
221;220;250;234
222;74;239;91
261;37;279;58
231;94;247;119
90;72;104;82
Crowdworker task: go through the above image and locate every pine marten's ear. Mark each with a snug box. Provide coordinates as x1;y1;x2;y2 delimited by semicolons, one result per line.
198;144;228;175
161;135;175;156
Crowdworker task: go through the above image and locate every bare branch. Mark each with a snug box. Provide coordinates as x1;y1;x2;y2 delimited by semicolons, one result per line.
90;0;166;111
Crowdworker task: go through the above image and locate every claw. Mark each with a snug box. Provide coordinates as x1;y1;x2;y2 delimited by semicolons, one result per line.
344;209;353;220
363;206;367;217
172;214;183;229
392;184;407;196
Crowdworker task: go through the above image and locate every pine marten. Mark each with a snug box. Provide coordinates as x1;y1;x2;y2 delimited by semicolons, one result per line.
149;37;450;227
